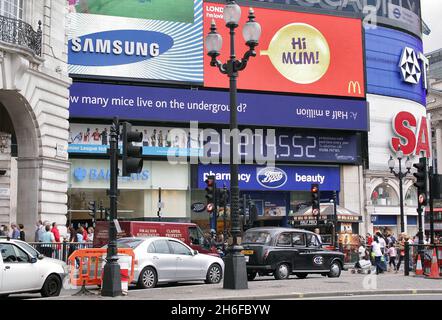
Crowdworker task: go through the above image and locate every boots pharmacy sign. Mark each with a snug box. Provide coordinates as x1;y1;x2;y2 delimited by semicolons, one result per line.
67;0;203;83
203;3;365;98
390;111;430;157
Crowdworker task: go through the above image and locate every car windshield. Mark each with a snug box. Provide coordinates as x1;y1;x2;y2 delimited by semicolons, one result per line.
243;231;271;244
17;241;40;257
102;239;144;249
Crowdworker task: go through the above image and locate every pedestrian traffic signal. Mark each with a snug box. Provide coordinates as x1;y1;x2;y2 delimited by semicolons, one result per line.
413;157;427;205
122;122;143;176
205;175;216;213
88;201;97;218
311;184;320;215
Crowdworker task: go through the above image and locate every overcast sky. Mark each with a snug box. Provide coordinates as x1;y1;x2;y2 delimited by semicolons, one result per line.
421;0;442;53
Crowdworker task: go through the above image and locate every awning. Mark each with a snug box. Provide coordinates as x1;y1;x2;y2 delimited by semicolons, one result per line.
289;203;362;223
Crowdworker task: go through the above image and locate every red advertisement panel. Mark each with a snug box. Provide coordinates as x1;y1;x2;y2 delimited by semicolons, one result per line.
203;3;365;98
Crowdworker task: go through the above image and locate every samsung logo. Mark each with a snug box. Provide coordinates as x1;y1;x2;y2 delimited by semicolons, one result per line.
69;30;174;67
256;167;287;189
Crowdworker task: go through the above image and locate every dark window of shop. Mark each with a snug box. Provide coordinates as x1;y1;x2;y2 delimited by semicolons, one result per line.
371;183;399;206
152;240;170;254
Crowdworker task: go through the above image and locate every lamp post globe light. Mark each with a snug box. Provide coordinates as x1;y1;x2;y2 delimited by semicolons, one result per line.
388;145;412;233
205;0;261;290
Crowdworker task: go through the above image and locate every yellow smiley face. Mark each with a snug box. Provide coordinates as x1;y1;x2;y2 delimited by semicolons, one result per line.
261;23;331;84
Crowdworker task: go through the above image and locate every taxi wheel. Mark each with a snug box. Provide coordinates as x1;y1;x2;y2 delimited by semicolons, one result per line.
328;261;342;278
205;263;222;284
295;273;308;279
138;266;158;289
41;274;62;297
274;263;291;280
247;271;257;281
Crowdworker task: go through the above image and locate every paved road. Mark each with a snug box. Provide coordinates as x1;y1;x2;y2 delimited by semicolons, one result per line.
292;294;442;300
28;271;442;300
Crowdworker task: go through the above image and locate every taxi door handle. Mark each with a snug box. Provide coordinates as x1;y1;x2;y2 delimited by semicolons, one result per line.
176;257;182;261
4;266;10;270
152;256;159;260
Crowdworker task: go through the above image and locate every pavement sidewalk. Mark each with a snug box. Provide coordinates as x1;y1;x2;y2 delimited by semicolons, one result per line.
41;272;442;300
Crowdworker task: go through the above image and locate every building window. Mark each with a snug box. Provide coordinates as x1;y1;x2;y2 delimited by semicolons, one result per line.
371;183;399;206
405;186;418;207
0;0;23;20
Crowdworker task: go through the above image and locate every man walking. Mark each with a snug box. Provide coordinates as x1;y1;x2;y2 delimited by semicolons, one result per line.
10;224;20;239
40;224;55;257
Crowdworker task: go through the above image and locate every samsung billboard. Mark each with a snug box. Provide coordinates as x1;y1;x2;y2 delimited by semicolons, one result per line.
66;0;203;83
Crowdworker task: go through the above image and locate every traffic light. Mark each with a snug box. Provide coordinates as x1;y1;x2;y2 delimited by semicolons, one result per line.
205;175;216;213
88;201;97;218
413;157;427;206
311;184;320;215
121;122;143;177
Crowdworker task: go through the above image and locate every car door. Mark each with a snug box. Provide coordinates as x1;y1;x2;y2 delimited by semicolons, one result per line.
150;239;177;282
300;233;326;271
0;243;40;292
168;240;202;280
290;232;310;270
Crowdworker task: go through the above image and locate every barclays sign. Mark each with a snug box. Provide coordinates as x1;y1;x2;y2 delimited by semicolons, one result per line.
73;167;149;182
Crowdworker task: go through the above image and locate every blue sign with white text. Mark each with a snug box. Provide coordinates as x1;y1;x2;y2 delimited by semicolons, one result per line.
365;26;426;106
198;165;340;191
70;82;368;131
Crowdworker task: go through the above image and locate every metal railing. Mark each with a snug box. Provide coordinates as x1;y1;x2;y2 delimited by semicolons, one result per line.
28;242;94;263
0;15;42;56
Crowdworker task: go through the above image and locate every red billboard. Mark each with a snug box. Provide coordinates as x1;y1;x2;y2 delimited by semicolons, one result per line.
203;3;365;98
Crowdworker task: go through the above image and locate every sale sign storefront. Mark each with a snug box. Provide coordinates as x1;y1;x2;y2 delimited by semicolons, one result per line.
203;3;365;98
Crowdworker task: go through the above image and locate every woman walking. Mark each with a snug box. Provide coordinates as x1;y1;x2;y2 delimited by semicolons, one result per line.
387;243;397;272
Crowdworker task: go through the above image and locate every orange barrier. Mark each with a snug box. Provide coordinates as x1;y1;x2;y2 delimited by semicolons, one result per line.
415;254;424;276
427;249;440;279
68;248;135;287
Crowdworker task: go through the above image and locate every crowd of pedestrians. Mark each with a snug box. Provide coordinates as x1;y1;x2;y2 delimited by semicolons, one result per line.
357;231;441;275
1;221;95;258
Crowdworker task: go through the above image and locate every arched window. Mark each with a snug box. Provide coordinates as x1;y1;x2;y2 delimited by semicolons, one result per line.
0;0;23;20
371;183;399;206
405;186;418;206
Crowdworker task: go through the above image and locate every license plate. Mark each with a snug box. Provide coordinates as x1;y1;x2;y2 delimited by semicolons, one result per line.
244;255;249;262
241;250;254;255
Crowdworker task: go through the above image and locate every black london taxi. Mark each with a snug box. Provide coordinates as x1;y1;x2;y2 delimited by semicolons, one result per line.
241;227;345;281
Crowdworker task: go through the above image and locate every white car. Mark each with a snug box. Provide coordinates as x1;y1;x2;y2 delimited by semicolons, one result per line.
114;237;224;289
0;237;68;298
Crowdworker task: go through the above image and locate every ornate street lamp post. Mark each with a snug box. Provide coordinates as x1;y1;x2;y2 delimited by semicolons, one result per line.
205;0;261;289
388;146;412;233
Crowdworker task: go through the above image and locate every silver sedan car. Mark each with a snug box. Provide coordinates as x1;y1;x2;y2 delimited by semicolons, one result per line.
115;237;224;289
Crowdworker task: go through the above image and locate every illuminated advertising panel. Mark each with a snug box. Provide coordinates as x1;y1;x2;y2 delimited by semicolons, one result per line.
203;3;365;98
67;0;203;83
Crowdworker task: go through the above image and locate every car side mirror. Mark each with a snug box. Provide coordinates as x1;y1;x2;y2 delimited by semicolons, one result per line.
37;254;44;260
193;250;198;255
30;257;38;263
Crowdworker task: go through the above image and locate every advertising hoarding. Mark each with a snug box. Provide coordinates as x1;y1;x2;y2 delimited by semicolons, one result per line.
207;0;422;38
198;165;340;191
69;82;368;131
203;3;365;98
69;123;360;164
365;26;426;106
67;0;203;83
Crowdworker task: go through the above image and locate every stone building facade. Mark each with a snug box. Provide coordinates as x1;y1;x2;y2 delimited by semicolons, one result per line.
0;1;71;237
